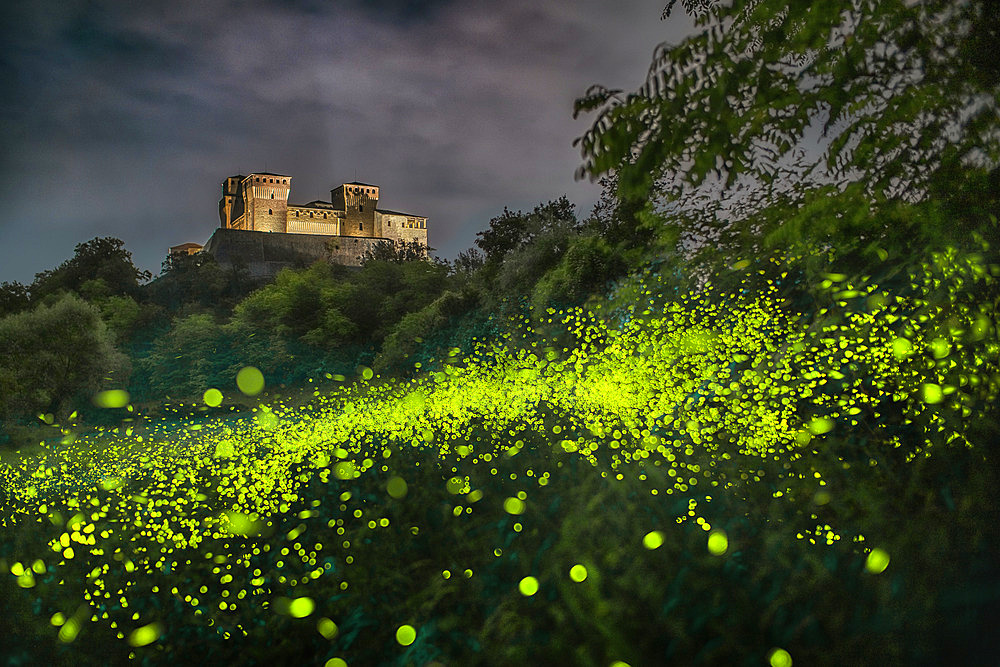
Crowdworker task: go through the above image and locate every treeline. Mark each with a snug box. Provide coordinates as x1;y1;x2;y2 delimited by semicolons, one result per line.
0;182;654;441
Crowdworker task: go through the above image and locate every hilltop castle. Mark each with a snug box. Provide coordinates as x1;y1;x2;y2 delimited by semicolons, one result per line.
186;172;429;278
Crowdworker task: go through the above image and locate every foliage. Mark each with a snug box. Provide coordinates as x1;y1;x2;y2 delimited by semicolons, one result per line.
470;198;583;313
373;288;483;374
31;237;151;303
0;236;997;665
530;233;626;312
360;239;435;264
0;294;129;422
574;0;1000;248
145;251;255;317
137;313;232;399
474;197;580;264
0;281;30;317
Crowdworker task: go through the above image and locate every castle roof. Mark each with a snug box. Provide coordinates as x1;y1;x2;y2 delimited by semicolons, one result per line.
376;208;424;217
249;171;290;177
292;200;339;209
343;181;378;187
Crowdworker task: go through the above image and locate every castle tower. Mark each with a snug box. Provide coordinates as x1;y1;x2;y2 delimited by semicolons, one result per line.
219;175;245;228
242;173;291;233
331;182;379;238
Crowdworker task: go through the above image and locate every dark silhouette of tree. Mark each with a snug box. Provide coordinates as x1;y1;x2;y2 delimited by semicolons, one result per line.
359;239;435;264
0;281;30;317
576;0;1000;208
474;196;580;263
31;237;151;302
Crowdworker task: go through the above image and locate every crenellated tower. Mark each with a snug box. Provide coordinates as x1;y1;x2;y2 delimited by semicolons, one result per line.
220;173;291;232
331;182;379;237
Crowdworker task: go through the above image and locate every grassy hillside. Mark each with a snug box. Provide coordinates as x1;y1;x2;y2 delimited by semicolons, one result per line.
2;244;997;665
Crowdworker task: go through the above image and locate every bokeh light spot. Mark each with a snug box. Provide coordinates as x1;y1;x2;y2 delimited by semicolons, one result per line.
643;531;664;550
317;617;339;639
236;366;265;396
396;624;417;646
288;597;315;618
503;497;526;515
769;648;792;667
707;530;728;556
93;389;129;408
127;622;163;647
386;476;408;499
866;548;890;574
203;388;223;407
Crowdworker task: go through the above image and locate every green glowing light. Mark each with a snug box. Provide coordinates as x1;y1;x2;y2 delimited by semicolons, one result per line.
503;497;525;515
58;617;81;643
569;564;588;582
93;389;129;408
317;617;339;639
288;597;315;618
518;576;539;596
707;530;728;556
324;659;348;667
334;461;356;480
386;476;408;499
396;624;417;646
921;383;943;404
808;417;834;435
214;440;235;458
222;511;262;536
127;622;163;647
642;531;664;550
236;366;265;396
891;337;913;359
866;548;890;574
203;388;223;407
769;648;792;667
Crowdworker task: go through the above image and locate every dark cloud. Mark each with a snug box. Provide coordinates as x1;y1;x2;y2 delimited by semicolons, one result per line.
0;0;695;284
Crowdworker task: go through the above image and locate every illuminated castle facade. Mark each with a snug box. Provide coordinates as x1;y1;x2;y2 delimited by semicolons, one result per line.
195;172;429;277
218;173;428;247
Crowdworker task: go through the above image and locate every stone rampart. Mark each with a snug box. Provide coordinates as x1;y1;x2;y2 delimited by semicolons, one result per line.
202;228;388;279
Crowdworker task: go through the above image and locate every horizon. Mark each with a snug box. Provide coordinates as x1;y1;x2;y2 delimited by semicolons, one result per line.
0;1;695;284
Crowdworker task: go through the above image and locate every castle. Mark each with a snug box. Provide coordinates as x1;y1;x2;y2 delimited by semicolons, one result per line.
188;172;429;278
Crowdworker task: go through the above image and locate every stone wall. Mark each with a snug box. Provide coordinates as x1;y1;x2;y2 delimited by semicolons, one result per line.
202;228;383;279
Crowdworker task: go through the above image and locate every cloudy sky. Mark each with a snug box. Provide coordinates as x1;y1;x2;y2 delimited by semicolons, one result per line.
0;0;695;284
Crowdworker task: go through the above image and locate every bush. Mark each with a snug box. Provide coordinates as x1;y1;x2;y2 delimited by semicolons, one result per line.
0;294;129;423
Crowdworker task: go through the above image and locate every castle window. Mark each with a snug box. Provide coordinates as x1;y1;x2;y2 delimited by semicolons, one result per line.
269;209;272;215
360;205;364;212
271;193;274;198
359;222;363;230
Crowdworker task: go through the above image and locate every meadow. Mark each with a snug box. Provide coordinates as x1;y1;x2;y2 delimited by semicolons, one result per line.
2;245;997;666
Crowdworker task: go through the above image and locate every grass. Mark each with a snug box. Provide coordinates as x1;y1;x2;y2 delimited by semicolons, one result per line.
1;254;997;666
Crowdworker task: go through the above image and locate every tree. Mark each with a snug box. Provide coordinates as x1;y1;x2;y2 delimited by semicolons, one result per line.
31;237;151;302
0;294;129;421
574;0;1000;249
475;197;580;263
145;251;253;315
0;281;30;317
360;239;435;264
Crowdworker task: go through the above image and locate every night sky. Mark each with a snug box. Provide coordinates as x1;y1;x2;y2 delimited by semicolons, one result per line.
0;0;694;284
